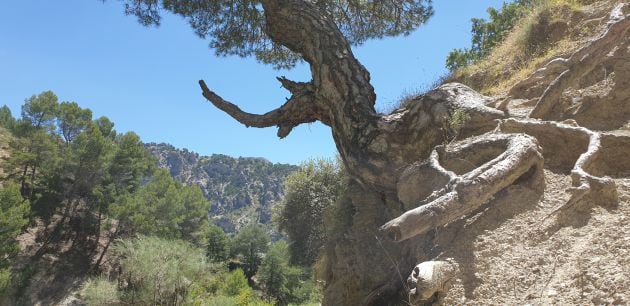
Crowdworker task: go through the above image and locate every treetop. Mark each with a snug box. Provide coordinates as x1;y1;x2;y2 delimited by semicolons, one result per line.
118;0;433;68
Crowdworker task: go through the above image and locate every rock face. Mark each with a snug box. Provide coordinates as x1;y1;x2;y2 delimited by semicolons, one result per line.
146;143;298;232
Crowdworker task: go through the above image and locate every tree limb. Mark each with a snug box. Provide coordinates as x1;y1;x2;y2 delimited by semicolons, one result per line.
199;79;328;138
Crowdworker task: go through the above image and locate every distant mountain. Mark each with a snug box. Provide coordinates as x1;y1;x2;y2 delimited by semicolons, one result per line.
146;143;298;233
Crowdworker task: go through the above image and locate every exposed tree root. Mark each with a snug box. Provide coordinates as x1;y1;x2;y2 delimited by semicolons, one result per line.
380;133;544;242
528;4;629;120
499;118;618;215
380;116;629;303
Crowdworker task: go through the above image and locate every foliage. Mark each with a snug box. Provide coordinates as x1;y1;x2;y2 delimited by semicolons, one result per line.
80;276;121;305
110;169;210;243
116;0;433;69
0;268;10;295
57;101;92;143
230;223;269;278
0;183;30;267
258;241;292;304
206;224;230;262
449;0;585;95
446;0;532;71
257;240;321;305
274;158;345;266
443;108;471;145
220;268;250;297
112;236;216;305
21;91;59;129
204;295;239;306
0;106;16;131
258;240;307;305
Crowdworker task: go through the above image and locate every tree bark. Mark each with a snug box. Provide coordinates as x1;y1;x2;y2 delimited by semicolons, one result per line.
197;1;540;305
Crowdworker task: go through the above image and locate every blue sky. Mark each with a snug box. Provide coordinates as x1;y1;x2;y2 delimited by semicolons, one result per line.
0;1;504;164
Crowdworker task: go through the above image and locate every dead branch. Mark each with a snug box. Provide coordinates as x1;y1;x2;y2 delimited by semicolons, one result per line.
199;79;328;138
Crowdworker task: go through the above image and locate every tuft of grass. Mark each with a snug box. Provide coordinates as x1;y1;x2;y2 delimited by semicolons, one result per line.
449;0;592;95
443;108;471;145
379;73;453;115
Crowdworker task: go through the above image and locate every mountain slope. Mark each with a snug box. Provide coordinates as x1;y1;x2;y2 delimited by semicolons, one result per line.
146;143;298;232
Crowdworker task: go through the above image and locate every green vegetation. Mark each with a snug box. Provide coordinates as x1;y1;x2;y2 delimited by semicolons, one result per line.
230;223;270;278
274;158;345;266
446;0;533;71
0;183;29;294
111;236;212;304
443;108;471;145
206;224;230;262
80;277;120;305
1;91;324;305
449;0;590;94
119;0;432;69
259;241;319;305
109;169;210;244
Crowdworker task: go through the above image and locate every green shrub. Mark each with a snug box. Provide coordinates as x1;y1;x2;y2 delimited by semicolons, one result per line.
80;276;120;305
112;236;215;305
0;183;30;263
274;158;345;266
443;108;471;145
220;269;250;297
0;268;11;295
229;224;269;278
205;295;239;306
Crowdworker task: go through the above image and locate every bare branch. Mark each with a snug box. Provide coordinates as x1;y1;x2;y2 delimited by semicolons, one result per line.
199;79;327;138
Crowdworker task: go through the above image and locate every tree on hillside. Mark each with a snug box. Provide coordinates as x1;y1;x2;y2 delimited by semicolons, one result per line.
0;183;30;263
0;183;29;293
274;158;344;266
9;92;60;197
258;241;291;304
117;1;567;304
206;224;230;262
109;169;210;244
21;91;58;130
57;101;93;143
229;223;269;278
0;106;16;130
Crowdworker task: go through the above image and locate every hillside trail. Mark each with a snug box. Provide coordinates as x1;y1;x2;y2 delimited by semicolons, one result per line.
432;2;630;305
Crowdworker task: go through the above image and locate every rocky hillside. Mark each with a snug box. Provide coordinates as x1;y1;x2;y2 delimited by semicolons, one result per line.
405;1;630;305
146;143;298;232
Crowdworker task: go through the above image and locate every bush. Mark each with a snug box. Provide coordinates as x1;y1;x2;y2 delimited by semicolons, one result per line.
206;224;230;262
230;224;269;278
0;268;11;296
0;183;30;263
205;295;239;306
220;269;250;297
112;236;216;305
274;158;345;266
80;277;120;305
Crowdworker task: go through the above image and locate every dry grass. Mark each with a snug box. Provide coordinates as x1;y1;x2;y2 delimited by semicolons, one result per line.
449;0;597;95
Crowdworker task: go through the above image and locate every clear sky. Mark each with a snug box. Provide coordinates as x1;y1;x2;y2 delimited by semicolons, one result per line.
0;1;504;164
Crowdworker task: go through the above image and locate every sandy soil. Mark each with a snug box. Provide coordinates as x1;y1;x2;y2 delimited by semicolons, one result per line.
437;171;630;305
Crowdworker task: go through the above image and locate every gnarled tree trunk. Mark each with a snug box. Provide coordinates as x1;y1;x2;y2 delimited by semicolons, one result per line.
196;1;629;305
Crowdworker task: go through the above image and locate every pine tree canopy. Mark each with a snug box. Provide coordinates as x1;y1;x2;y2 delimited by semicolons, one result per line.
117;0;434;68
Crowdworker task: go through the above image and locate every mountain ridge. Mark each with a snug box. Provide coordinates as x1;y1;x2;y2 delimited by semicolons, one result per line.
145;142;298;232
